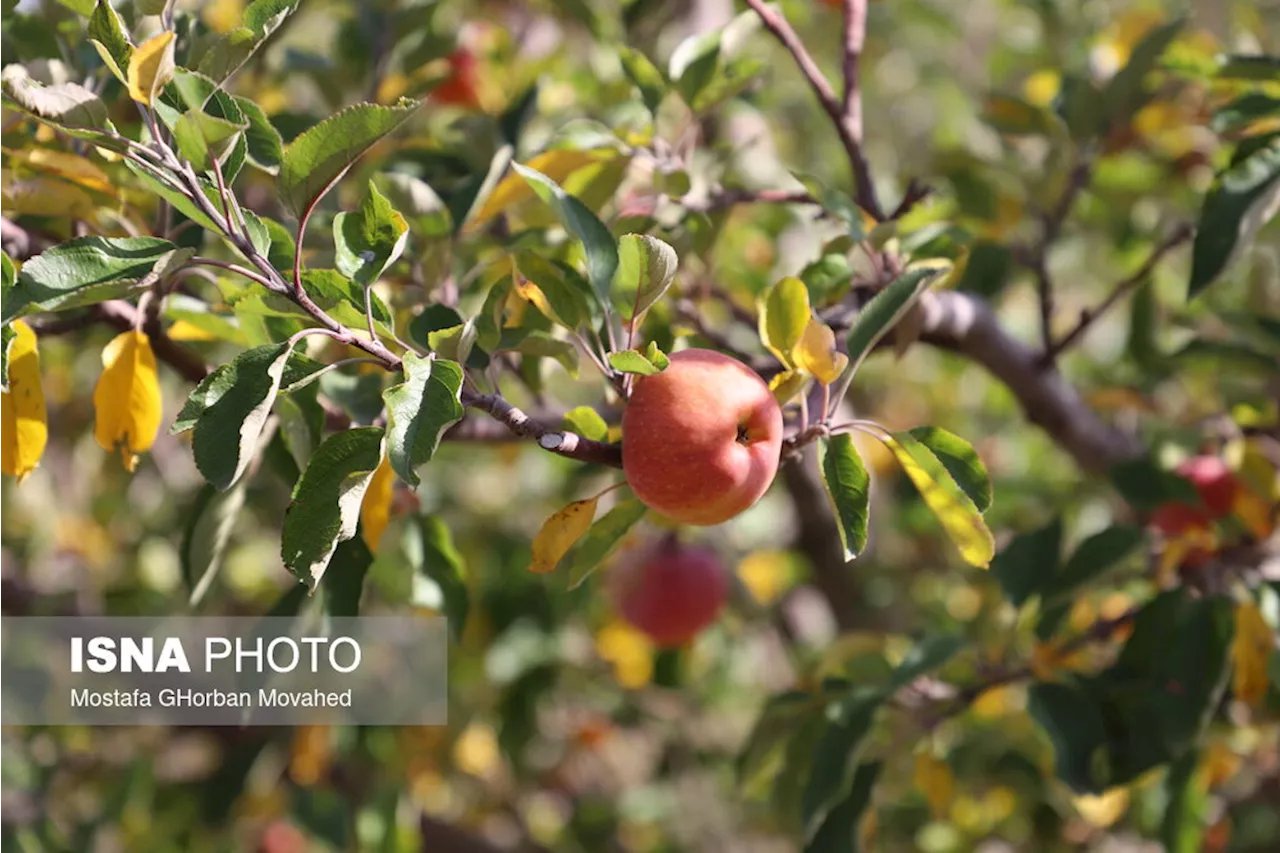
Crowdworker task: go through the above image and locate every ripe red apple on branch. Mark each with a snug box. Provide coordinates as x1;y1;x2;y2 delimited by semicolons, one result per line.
1148;454;1242;568
610;536;729;647
621;349;784;526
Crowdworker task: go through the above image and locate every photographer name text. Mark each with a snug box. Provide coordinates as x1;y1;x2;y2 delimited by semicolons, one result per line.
70;687;352;708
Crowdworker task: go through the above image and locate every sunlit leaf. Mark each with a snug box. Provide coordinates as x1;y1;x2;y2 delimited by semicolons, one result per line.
278;99;420;216
845;262;951;379
1;64;108;129
913;751;955;819
281;426;385;589
359;456;395;553
0;320;46;482
759;276;810;367
608;348;666;376
333;180;409;286
906;426;992;513
93;330;162;472
617;233;678;319
407;516;469;640
568;498;648;589
769;369;807;405
880;430;995;567
127;31;176;105
381;353;464;487
794;317;849;385
563;406;608;441
183;481;247;607
88;0;132;83
195;0;299;81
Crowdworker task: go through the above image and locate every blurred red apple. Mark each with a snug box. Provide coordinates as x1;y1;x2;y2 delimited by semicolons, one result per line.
610;537;728;647
433;49;482;109
622;348;783;525
1175;455;1237;518
257;820;307;853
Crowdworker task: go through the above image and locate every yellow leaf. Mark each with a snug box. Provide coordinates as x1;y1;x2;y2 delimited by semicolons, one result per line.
2;320;48;482
471;149;608;227
595;618;654;688
166;319;219;342
767;369;807;405
93;330;162;472
1023;69;1061;107
512;273;563;327
1232;487;1275;541
1231;601;1274;707
1;170;95;218
289;724;333;787
529;496;599;573
201;0;244;34
1073;787;1130;828
736;549;795;605
882;433;995;568
758;276;810;367
792;316;849;385
453;722;500;777
360;457;395;553
15;149;114;194
127;31;176;106
913;751;955;819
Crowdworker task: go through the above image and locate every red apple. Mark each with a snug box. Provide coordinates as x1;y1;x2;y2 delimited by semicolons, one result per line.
610;537;728;647
1175;455;1237;518
1149;501;1212;537
433;49;482;109
622;348;783;525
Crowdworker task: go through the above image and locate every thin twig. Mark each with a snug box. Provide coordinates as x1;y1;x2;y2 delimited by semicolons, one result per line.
744;0;884;220
1042;224;1193;365
188;257;277;290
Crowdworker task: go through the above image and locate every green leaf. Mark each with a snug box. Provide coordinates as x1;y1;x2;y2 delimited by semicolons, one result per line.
426;322;477;367
182;481;248;608
381;353;465;487
906;426;992;513
173;110;246;171
881;430;995;568
1161;750;1207;853
233;96;283;173
805;761;881;853
299;269;393;328
1211;93;1280;135
408;516;469;641
278;99;420;216
1100;19;1184;128
513;252;595;329
802;688;883;841
195;0;298;81
322;535;372;618
88;0;132;83
818;434;870;562
669;30;720;108
567;498;648;589
505;330;580;376
176;343;321;490
1030;590;1235;793
1188;133;1280;298
983;94;1054;136
563;406;608;441
333;181;409;286
0;64;107;129
759;276;810;367
618;46;667;116
608;348;666;376
845;264;949;378
1216;54;1280;81
281;426;385;589
1043;525;1146;602
511;162;619;310
616;233;678;319
1109;455;1202;510
991;518;1063;607
884;634;964;692
2;237;184;322
1;252;15;389
374;172;452;237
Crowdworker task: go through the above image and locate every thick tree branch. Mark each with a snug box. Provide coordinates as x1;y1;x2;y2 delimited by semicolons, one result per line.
744;0;884;219
915;290;1144;471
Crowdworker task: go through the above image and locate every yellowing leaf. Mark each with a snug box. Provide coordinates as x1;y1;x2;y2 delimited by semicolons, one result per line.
201;0;244;34
913;751;955;819
1;171;95;218
737;549;795;605
595;618;654;688
881;432;995;568
16;149;114;194
1232;601;1274;707
1023;69;1061;107
758;276;810;367
512;274;563;326
360;457;395;553
166;319;219;342
453;722;501;777
1232;487;1276;540
127;31;176;105
1073;787;1130;828
2;320;48;482
768;369;807;405
792;316;849;385
289;724;333;787
93;330;162;472
529;496;598;573
471;149;608;227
